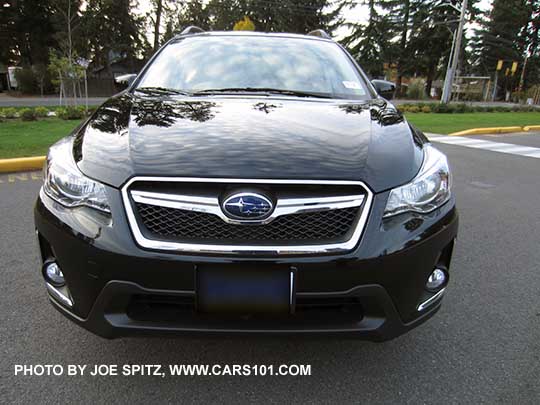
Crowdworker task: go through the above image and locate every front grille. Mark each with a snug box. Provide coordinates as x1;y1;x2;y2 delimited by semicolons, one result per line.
123;177;372;254
135;202;359;244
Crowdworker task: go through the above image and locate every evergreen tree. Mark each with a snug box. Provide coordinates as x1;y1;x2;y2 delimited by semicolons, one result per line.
3;0;58;66
82;0;149;78
341;0;395;78
167;0;344;35
474;0;531;78
0;1;19;66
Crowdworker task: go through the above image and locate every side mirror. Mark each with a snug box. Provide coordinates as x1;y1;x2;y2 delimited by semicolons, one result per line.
114;73;137;90
371;79;396;100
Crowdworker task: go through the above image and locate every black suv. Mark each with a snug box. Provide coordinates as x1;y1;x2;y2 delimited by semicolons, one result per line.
34;28;458;341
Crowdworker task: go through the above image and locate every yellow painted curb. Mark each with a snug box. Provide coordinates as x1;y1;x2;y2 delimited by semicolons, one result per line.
523;125;540;132
0;156;45;173
448;126;524;136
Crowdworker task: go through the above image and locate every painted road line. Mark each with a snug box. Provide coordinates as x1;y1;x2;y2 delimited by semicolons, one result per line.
0;171;42;184
428;134;540;160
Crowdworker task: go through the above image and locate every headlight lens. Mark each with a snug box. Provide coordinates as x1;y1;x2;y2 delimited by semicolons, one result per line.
43;138;110;213
384;144;452;217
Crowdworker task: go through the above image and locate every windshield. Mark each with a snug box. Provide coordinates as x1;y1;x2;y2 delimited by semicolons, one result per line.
136;35;371;100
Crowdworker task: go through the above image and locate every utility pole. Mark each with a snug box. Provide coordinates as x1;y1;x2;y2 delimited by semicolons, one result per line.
441;0;468;104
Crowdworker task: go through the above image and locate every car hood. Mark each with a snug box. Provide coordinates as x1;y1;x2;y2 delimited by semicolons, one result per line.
74;94;425;192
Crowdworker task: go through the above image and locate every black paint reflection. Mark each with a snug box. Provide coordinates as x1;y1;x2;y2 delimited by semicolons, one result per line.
338;101;404;127
88;95;132;135
338;102;370;115
131;98;217;127
369;106;404;127
75;95;425;193
253;102;282;114
404;217;424;231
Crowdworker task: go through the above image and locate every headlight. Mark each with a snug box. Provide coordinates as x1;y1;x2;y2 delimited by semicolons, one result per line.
384;144;452;217
43;138;110;213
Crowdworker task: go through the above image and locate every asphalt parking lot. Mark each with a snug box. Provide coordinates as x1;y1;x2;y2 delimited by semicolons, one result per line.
1;134;539;403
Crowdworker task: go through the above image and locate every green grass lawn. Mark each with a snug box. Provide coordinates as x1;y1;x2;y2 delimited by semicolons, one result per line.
0;118;81;159
1;112;540;159
405;112;540;134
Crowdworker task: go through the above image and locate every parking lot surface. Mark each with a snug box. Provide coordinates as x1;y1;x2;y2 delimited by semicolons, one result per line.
1;135;539;403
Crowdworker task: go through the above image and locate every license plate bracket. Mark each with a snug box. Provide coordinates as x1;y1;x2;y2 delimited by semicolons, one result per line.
196;265;292;315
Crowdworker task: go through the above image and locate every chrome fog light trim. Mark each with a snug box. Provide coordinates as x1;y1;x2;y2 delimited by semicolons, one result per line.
46;283;74;308
417;288;445;312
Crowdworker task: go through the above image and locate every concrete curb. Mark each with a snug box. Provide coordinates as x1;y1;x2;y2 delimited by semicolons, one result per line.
0;156;45;173
523;125;540;132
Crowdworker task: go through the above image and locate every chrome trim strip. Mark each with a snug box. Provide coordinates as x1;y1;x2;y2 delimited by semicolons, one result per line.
46;283;74;307
290;271;294;307
121;177;374;255
278;194;365;206
131;190;217;206
131;189;365;225
417;288;445;312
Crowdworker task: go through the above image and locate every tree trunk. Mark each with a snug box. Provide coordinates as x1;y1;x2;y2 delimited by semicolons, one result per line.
153;0;163;52
396;0;410;96
106;52;114;93
426;63;436;98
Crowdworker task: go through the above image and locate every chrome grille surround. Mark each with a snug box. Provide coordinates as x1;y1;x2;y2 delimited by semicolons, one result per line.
122;177;373;255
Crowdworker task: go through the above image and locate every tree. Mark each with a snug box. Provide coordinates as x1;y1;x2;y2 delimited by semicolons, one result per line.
50;1;83;64
151;0;164;51
147;0;181;51
473;0;531;95
166;0;344;35
0;1;19;66
82;0;148;85
518;0;540;89
3;0;58;66
340;0;395;78
341;0;481;99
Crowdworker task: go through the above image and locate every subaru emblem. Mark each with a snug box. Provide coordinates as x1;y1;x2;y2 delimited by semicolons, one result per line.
222;193;273;220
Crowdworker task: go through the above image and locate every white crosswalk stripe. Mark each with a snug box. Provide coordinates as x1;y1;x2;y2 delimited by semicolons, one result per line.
426;134;540;159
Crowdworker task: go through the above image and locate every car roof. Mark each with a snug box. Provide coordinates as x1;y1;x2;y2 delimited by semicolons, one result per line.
172;30;334;43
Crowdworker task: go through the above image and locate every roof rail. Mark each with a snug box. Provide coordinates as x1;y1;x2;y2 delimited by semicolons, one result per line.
181;26;205;35
307;29;332;40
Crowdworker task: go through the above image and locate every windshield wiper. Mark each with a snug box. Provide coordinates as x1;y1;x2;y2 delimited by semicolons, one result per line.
192;87;333;99
134;86;191;96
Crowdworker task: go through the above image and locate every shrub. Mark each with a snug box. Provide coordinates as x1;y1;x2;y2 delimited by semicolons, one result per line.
453;103;468;113
1;108;18;118
57;106;85;120
431;103;450;113
400;102;539;114
20;108;37;121
14;68;37;94
34;106;49;118
55;108;66;119
406;79;427;100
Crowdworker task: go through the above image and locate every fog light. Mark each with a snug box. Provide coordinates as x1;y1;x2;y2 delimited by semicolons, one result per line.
44;261;65;287
426;268;446;292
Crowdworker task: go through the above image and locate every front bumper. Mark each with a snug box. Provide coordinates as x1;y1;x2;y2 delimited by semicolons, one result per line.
34;187;458;341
